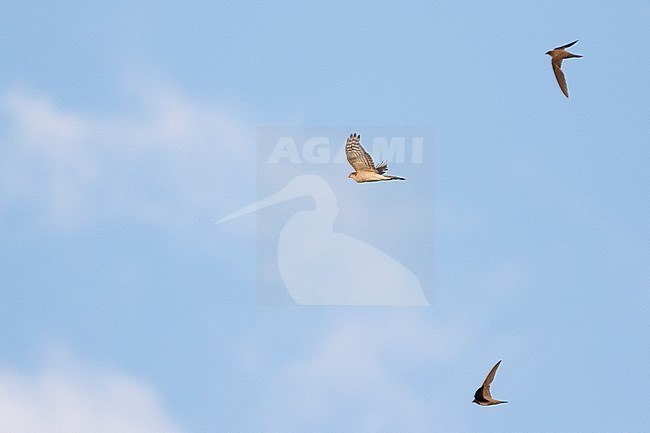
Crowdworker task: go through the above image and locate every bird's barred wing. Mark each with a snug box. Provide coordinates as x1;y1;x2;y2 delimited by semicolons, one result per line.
552;58;569;97
346;133;377;173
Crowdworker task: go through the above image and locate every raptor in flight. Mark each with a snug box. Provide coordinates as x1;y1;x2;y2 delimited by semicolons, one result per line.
345;133;405;183
546;40;582;98
472;360;508;406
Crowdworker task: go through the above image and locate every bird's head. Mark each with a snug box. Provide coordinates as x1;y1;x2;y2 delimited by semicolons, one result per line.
472;398;479;405
348;172;356;181
545;50;552;56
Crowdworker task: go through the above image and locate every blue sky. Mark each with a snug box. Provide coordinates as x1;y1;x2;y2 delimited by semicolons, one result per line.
2;1;650;432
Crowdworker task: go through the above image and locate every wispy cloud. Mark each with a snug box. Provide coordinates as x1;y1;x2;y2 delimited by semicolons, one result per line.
257;313;470;432
0;359;183;433
0;84;254;232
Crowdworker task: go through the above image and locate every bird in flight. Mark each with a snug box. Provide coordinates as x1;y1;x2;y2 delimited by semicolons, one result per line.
345;133;405;183
546;40;582;98
472;360;508;406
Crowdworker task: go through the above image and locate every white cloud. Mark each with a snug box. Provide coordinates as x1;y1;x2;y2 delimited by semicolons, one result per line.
1;91;98;229
4;91;88;144
258;313;470;433
0;362;183;433
0;84;254;232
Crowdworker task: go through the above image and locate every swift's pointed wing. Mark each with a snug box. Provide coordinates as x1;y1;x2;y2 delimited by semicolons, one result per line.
346;133;377;173
552;58;569;97
554;40;578;50
482;360;502;388
478;360;502;399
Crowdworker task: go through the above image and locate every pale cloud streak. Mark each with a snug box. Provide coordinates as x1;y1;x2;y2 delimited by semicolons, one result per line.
0;84;254;232
258;313;470;432
0;361;183;433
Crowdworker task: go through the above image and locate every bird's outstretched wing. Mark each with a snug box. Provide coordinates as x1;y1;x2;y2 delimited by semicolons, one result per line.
481;360;502;399
554;40;578;50
552;58;569;97
346;133;377;173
